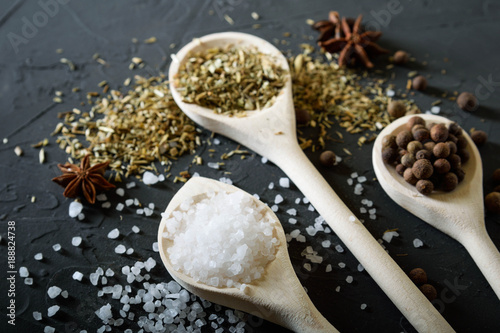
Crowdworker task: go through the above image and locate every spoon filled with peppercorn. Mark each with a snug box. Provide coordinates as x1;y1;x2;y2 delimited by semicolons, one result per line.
373;114;500;299
169;32;454;332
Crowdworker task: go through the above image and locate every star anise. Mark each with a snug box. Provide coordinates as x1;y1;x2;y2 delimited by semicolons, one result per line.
312;11;342;42
52;155;115;204
317;14;388;68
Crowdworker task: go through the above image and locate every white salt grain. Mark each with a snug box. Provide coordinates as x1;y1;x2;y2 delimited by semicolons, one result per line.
271;205;278;212
52;243;61;252
261;157;268;163
346;275;354;283
47;305;60;317
303;263;311;272
338;262;346;268
279;177;290;188
47;286;62;299
286;208;297;216
96;194;107;201
72;271;84;281
69;201;83;218
357;264;364;272
116;203;125;211
325;264;332;273
116;188;125;196
33;311;42;321
126;182;136;189
207;162;220;169
132;226;140;233
115;245;126;254
361;303;367;310
25;277;33;285
77;213;85;220
101;202;111;209
321;240;331;248
413;238;424;248
274;194;284;204
19;267;29;277
268;182;274;190
288;218;297;225
72;236;82;247
335;244;344;253
44;326;55;333
143;171;159;185
34;253;43;260
152;242;159;252
125;199;134;206
107;228;120;239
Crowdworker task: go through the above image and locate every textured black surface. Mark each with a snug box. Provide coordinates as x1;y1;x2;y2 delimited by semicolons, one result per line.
1;0;500;332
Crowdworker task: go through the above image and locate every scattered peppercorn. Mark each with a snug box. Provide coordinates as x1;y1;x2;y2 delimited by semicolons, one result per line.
412;159;433;179
442;172;458;192
412;75;427;91
433;159;451;174
403;167;418;185
388;100;406;118
493;168;500;183
295;108;311;124
420;284;438;301
456;92;478;112
393;50;409;65
416;179;434;195
485;192;500;214
433;142;450;159
319;150;336;166
409;268;428;285
396;130;413;149
471;130;487;146
430;124;449;142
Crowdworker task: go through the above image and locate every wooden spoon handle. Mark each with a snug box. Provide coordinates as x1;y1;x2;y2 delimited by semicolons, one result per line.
461;226;500;299
268;144;455;333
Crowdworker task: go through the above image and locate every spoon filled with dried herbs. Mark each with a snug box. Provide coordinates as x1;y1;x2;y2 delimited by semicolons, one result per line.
158;176;338;333
373;114;500;299
169;32;454;332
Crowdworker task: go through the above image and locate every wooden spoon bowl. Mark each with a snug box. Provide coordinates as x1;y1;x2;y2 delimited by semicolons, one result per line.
158;176;338;333
372;114;500;298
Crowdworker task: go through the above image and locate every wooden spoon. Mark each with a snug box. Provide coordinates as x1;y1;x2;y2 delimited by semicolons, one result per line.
158;176;338;333
169;32;454;332
373;114;500;298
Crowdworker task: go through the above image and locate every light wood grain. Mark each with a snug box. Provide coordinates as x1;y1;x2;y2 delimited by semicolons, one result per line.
158;177;338;333
168;32;455;332
372;114;500;299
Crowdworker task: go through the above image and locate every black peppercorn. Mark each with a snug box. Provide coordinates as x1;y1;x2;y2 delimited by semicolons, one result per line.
388;100;406;118
420;284;438;301
471;130;487;146
396;130;413;149
430;124;449;142
395;164;406;176
412;75;427;91
433;142;450;158
485;192;500;214
382;147;398;164
404;167;418;185
442;172;458;191
295;108;311;124
416;149;432;160
416;179;434;195
320;150;336;166
401;153;416;168
393;50;409;65
433;159;451;174
412;159;433;179
409;268;428;285
456;92;478;112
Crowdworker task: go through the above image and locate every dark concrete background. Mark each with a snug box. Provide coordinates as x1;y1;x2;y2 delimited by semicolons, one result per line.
0;0;499;332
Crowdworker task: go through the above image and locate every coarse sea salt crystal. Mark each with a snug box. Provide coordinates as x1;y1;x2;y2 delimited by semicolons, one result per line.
19;267;29;277
47;305;60;317
101;202;111;209
44;326;55;333
286;208;297;216
72;271;83;281
107;228;120;239
125;199;134;206
69;201;83;218
386;89;395;97
268;182;274;190
321;240;331;248
143;171;159;185
96;194;107;201
207;162;219;169
338;262;346;268
347;178;353;186
346;275;354;283
358;264;364;272
72;236;82;247
413;238;424;248
383;231;399;243
326;264;332;273
431;106;441;114
361;303;367;310
158;174;165;182
25;278;33;285
288;218;297;225
274;194;284;204
47;286;62;299
271;205;278;212
33;311;42;321
152;242;159;252
132;225;140;233
126;182;136;189
61;290;68;298
279;177;290;188
115;245;126;254
213;138;221;145
303;263;311;271
335;244;344;253
77;213;85;220
52;243;61;252
115;188;124;197
116;203;125;211
219;177;233;185
296;235;306;242
261;157;268;164
34;253;43;260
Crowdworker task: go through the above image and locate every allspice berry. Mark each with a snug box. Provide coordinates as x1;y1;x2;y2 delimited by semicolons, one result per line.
413;128;430;142
485;192;500;214
455;168;465;183
396;164;406;176
442;172;458;192
433;159;451;174
320;150;336;166
396;130;413;149
382;147;398;164
412;75;427;91
295;108;311;124
430;123;449;142
471;130;487;146
412;159;434;179
448;154;461;170
388;100;407;118
393;50;409;65
404;167;418;185
416;179;434;195
382;135;398;149
456;135;468;150
448;122;463;136
407;116;426;131
493;168;500;183
416;149;431;160
407;141;423;154
459;149;470;164
409;268;428;285
456;92;478;112
420;284;438;301
433;142;450;158
446;141;457;155
424;141;436;152
401;153;416;168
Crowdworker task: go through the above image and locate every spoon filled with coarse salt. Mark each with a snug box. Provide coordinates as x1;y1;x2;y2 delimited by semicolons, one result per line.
158;176;338;333
168;32;454;332
373;114;500;299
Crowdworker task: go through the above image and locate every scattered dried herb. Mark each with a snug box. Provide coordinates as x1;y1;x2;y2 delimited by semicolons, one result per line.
175;45;287;116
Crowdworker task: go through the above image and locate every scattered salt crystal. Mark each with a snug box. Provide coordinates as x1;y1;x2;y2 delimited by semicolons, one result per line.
47;286;62;299
72;271;83;281
219;177;233;185
349;216;356;223
132;226;140;233
335;244;344;253
24;277;33;285
158;174;165;182
125;199;134;206
274;194;284;204
347;178;353;186
207;162;220;169
290;229;300;238
252;193;260;200
77;213;85;220
133;198;140;206
431;106;441;114
383;231;399;243
321;240;331;248
192;172;200;177
69;201;83;218
368;208;376;214
44;326;55;333
357;264;364;272
152;242;159;252
351;172;358;178
102;202;111;209
335;286;341;292
288;218;297;224
346;275;354;283
294;198;300;204
34;253;43;260
303;197;310;204
271;205;278;212
19;267;29;277
303;263;311;272
116;203;125;211
305;226;317;236
213;138;221;145
338;262;346;268
286;208;297;216
143;207;154;216
61;290;69;298
136;208;143;215
279;177;290;188
96;194;107;201
307;204;315;211
148;203;155;210
126;248;134;255
126;182;136;189
324;227;331;233
357;176;367;183
326;264;332;273
268;182;274;189
72;236;82;247
52;243;61;252
296;235;306;242
369;214;377;220
47;305;60;317
115;245;126;254
261;157;268;164
413;238;424;248
143;171;159;185
96;303;112;321
33;311;42;321
107;228;120;239
386;89;395;97
335;155;342;163
361;303;367;310
360;207;367;213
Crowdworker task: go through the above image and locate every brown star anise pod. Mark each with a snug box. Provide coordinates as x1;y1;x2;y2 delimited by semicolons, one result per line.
317;14;389;68
312;11;342;42
52;155;115;204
